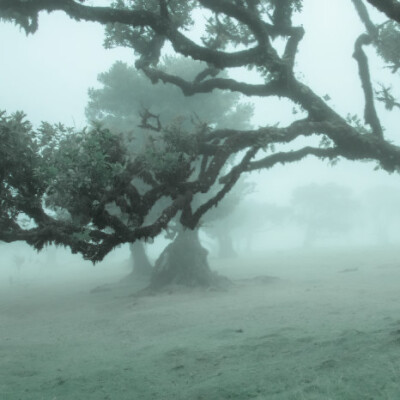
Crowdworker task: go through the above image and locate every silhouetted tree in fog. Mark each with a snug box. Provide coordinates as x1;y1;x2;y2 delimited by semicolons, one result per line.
361;185;400;244
290;183;359;247
85;56;254;284
201;177;255;258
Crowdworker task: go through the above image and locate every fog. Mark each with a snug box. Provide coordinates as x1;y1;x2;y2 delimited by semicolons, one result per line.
2;180;399;290
1;1;400;399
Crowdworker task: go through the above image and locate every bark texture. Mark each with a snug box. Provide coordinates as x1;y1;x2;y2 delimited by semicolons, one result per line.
150;229;220;289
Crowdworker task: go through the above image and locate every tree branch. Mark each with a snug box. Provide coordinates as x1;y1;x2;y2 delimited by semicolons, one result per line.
353;34;384;139
351;0;379;37
243;146;341;173
140;65;287;97
366;0;400;24
0;0;270;69
282;27;305;70
182;146;258;229
198;0;273;47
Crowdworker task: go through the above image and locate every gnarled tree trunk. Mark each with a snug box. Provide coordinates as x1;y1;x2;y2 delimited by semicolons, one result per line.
126;240;152;280
149;228;223;290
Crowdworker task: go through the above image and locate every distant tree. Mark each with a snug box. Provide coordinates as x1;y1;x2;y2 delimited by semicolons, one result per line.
201;177;256;258
361;185;400;244
86;58;253;133
1;1;400;290
209;197;289;254
86;56;254;284
290;183;359;247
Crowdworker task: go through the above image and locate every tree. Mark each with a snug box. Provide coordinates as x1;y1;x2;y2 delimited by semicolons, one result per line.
86;58;253;134
215;198;289;254
201;176;255;258
1;0;400;289
86;56;254;282
365;0;400;24
290;183;359;247
360;185;400;244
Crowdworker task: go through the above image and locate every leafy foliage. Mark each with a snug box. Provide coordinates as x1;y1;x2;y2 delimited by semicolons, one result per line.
104;0;196;63
40;124;127;224
376;21;400;72
0;7;38;34
0;111;42;224
139;121;197;187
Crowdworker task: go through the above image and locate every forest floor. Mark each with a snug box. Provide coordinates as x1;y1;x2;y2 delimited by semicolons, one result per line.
1;245;400;400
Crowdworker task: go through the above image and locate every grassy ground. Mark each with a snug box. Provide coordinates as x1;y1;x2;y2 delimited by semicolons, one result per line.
1;245;400;399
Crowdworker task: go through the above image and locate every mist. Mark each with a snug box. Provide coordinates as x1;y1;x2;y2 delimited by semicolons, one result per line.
1;0;400;399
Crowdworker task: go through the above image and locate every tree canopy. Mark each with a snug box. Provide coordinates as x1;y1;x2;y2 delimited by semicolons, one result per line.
0;0;400;263
86;57;253;133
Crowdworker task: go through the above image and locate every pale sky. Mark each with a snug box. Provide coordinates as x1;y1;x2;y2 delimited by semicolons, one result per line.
0;11;132;127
